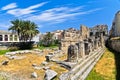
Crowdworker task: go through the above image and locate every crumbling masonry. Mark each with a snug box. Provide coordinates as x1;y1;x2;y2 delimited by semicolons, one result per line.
59;24;108;62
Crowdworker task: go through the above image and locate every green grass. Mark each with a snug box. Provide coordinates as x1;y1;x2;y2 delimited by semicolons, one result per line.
86;69;105;80
0;50;9;55
86;48;116;80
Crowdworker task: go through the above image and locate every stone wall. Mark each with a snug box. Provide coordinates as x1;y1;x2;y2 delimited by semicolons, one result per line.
59;24;108;54
80;25;90;39
107;39;120;52
110;11;120;37
59;25;89;53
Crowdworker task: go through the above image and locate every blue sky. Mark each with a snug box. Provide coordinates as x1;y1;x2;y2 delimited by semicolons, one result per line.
0;0;120;33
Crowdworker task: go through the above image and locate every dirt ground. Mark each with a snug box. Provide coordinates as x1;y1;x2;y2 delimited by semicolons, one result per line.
0;49;68;80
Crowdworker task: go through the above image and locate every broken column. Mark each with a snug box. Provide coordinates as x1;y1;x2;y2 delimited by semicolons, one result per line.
67;45;78;62
100;33;104;47
76;41;85;58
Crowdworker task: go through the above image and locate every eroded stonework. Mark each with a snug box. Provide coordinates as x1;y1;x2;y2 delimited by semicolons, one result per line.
59;24;108;62
59;24;108;55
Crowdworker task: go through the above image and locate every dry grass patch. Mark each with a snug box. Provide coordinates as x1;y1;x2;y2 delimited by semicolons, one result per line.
87;48;116;80
0;49;68;80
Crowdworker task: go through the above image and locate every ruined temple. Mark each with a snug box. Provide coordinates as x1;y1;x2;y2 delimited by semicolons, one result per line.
90;24;108;37
59;25;90;53
59;24;108;54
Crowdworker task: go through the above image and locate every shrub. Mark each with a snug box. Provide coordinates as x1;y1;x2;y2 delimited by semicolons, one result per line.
8;46;19;51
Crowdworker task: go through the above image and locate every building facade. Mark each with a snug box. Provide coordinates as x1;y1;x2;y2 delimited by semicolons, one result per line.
0;30;19;42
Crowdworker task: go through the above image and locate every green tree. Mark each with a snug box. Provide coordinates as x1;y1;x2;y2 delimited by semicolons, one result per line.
9;19;39;42
8;19;23;36
43;32;53;46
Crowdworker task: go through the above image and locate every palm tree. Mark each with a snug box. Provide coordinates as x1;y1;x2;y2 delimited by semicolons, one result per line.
8;19;23;36
9;19;39;42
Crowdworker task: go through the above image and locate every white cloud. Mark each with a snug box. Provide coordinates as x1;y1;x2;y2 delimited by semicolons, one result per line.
26;6;102;24
1;2;103;27
6;2;48;16
1;3;17;10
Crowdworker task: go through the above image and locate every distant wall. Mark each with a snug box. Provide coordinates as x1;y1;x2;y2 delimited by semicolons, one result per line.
107;39;120;52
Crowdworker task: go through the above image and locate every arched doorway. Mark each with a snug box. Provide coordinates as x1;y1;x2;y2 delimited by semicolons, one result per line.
5;35;8;41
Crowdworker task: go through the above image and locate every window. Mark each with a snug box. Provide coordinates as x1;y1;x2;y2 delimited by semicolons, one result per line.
0;35;2;41
10;35;13;41
14;35;18;41
5;35;8;41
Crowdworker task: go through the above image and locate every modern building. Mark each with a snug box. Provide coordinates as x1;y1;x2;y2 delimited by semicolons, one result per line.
0;30;19;42
31;33;41;43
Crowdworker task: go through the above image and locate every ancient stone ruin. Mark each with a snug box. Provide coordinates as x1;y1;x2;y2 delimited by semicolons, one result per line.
107;10;120;52
58;24;108;80
59;24;108;58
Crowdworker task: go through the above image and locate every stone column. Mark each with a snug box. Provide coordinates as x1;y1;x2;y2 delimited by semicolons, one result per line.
2;34;5;42
94;39;98;49
76;41;85;58
100;33;104;47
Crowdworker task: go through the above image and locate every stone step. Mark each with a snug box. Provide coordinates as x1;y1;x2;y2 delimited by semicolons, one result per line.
59;48;105;80
70;48;103;76
71;48;105;80
79;49;105;80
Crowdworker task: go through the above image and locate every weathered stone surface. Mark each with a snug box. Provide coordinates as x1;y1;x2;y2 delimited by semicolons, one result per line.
110;11;120;37
80;25;90;39
43;66;50;70
7;56;26;60
44;69;57;80
32;63;37;67
2;60;9;65
94;39;99;49
100;33;104;47
57;61;76;70
67;45;78;62
90;25;108;37
76;41;85;58
42;61;48;65
45;55;53;62
59;73;69;80
84;42;90;55
31;72;37;78
33;66;42;70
